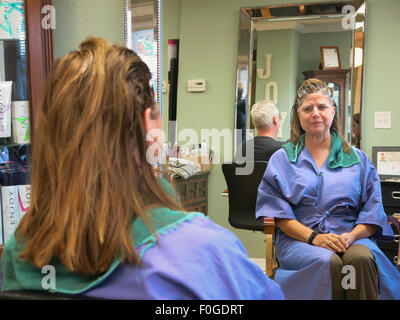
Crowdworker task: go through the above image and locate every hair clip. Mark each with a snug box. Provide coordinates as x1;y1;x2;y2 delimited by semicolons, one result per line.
81;56;93;74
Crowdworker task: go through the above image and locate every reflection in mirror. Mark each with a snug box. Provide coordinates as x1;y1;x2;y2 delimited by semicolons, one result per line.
235;10;253;151
234;1;366;153
125;0;161;103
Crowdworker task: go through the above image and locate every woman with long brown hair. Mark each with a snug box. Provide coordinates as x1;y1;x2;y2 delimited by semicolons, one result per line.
256;78;400;300
0;37;283;300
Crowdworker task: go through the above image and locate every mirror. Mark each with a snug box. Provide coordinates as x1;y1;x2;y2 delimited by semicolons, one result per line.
234;1;366;153
124;0;161;104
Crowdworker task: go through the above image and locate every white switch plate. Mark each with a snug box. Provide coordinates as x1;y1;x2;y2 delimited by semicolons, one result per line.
374;111;391;129
187;79;206;92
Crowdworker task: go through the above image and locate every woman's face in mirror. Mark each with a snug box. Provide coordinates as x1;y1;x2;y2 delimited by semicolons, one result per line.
297;93;336;136
352;120;360;137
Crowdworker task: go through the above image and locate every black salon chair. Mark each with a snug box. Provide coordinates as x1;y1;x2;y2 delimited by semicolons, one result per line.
222;161;267;231
222;161;277;277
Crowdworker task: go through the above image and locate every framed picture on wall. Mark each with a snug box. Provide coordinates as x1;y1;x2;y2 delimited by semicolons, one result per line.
320;46;341;70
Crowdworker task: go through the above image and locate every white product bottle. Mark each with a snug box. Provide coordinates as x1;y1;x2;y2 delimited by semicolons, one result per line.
201;140;208;157
0;195;3;245
1;185;19;243
191;144;198;156
0;81;13;144
18;184;31;217
12;100;30;144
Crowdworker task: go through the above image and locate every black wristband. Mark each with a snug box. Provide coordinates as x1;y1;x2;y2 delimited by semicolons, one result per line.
308;231;319;245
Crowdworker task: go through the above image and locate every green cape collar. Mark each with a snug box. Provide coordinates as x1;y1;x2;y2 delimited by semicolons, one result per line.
282;132;360;169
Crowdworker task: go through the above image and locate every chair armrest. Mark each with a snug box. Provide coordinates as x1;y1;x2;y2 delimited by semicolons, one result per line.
263;217;277;278
387;215;400;233
264;217;275;235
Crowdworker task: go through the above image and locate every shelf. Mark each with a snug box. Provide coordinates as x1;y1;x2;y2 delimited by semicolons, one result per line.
0;143;30;148
0;39;21;42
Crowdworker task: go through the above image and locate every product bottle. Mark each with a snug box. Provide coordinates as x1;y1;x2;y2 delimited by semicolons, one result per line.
1;165;18;244
0;82;13;145
201;140;208;157
12;100;30;144
18;184;31;218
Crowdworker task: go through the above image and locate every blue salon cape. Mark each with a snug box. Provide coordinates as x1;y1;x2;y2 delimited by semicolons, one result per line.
79;215;285;299
256;146;400;299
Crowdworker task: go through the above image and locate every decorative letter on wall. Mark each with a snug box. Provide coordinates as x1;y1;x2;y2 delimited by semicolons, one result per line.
265;81;278;104
257;54;272;80
257;53;284;139
277;112;287;139
257;52;279;103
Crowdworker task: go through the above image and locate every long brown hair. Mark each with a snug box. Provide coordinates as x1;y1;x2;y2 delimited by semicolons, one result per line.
16;37;182;275
289;78;350;153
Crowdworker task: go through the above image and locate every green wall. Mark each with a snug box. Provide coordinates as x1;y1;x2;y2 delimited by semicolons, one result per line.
298;31;352;78
255;29;297;142
53;0;125;58
363;0;400;156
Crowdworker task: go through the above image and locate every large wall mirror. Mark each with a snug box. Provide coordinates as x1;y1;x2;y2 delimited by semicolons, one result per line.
125;0;179;151
235;0;366;154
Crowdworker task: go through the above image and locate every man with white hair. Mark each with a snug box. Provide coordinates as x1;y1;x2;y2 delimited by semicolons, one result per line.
235;100;284;162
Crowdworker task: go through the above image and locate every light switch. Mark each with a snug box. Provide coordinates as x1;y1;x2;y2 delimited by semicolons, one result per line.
187;79;206;92
374;111;391;129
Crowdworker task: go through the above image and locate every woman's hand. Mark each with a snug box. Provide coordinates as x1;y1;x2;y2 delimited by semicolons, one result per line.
338;232;356;249
312;233;348;253
337;224;377;249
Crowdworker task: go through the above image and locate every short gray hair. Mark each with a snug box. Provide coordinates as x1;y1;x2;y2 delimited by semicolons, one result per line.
251;100;279;130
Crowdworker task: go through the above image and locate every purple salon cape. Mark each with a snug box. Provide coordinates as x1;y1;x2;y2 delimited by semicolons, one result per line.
256;146;400;300
81;215;284;299
0;215;285;300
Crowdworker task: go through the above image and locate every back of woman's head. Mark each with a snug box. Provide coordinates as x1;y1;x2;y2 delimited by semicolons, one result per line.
17;37;181;275
353;113;360;125
289;78;350;153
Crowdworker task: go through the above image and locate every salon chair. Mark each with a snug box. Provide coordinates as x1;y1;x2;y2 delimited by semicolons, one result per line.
222;161;277;278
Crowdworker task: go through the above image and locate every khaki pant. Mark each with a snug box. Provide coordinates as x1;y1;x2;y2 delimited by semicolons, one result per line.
330;244;379;300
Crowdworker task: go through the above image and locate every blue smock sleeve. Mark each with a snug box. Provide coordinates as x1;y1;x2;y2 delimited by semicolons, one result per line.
356;150;394;241
256;150;297;220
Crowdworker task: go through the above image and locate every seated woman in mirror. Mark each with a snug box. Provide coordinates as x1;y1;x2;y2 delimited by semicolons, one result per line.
236;82;247;143
0;37;284;300
256;78;400;300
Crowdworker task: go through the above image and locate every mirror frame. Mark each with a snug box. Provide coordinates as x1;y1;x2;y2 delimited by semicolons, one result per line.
234;0;366;153
124;0;162;105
